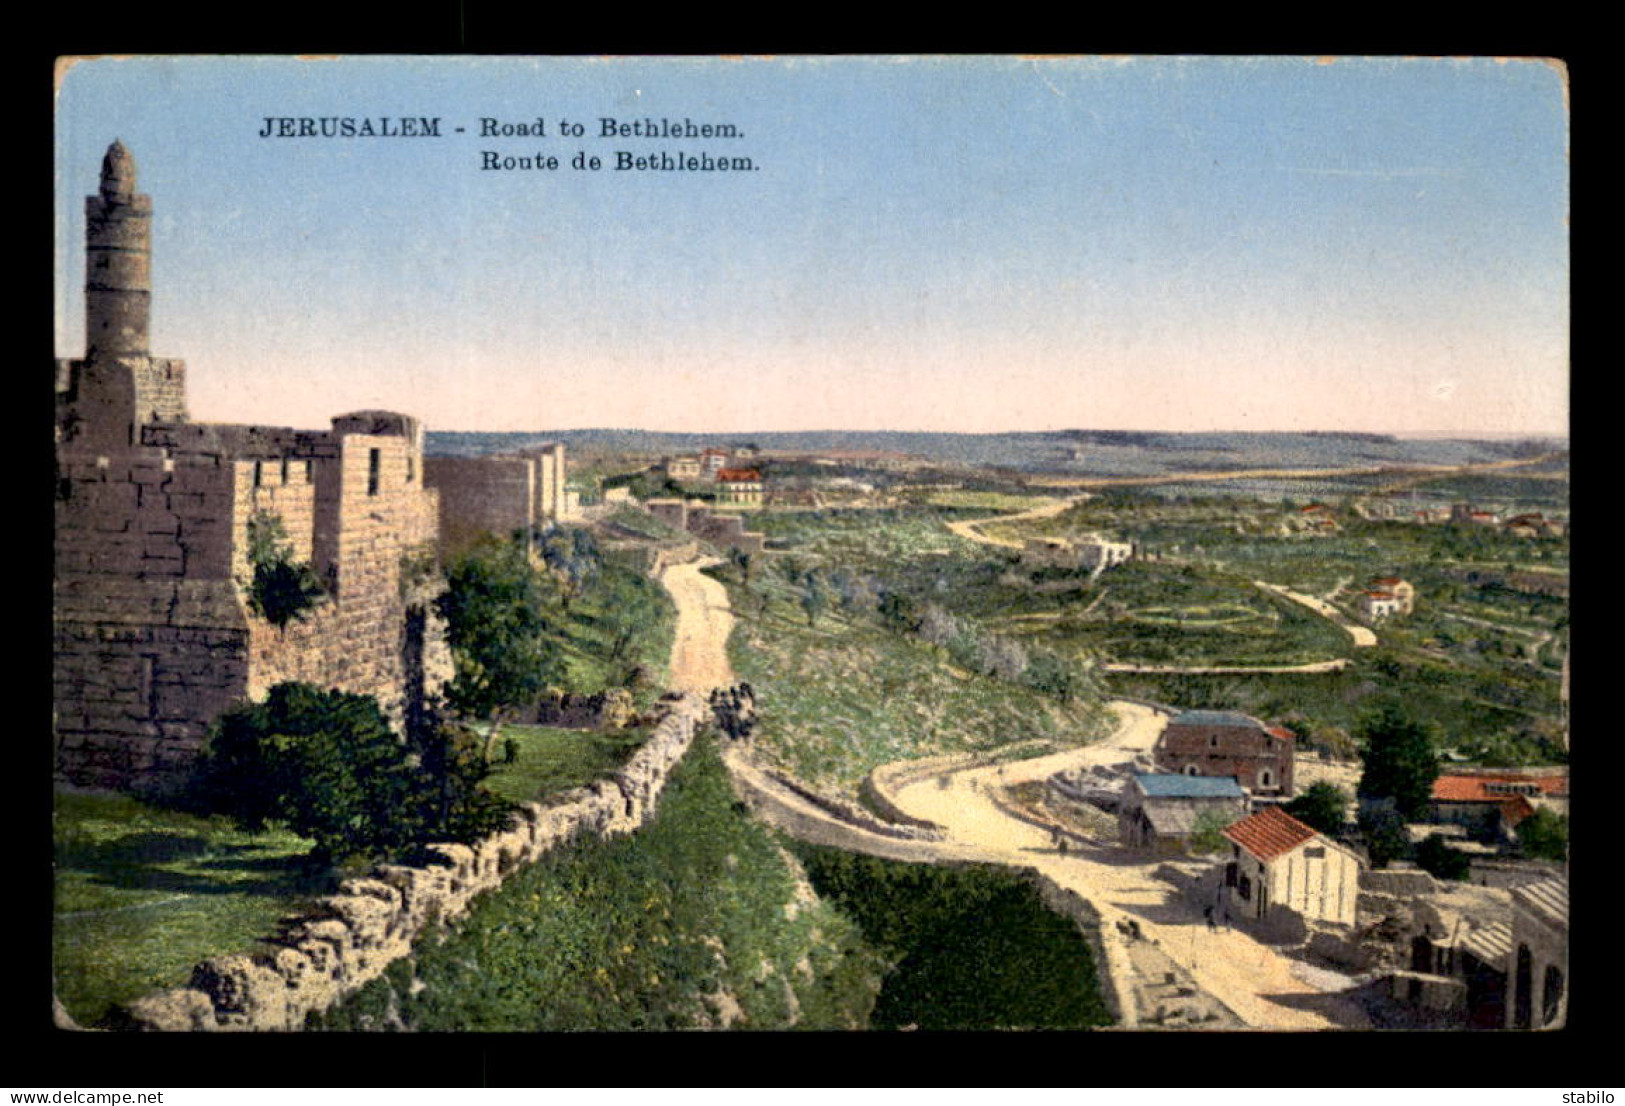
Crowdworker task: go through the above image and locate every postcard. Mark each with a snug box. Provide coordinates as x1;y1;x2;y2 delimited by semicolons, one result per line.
52;55;1569;1038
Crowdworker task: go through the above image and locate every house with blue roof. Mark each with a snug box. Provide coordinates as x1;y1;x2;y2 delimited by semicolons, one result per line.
1119;772;1250;854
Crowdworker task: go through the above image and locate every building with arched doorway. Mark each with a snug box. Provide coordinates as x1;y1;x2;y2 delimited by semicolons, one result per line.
1505;877;1567;1030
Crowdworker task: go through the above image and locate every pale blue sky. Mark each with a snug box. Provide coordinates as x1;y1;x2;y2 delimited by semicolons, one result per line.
54;55;1569;435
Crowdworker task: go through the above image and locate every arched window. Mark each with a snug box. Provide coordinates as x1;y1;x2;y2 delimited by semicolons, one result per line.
1259;768;1274;789
1514;945;1533;1030
1185;764;1199;776
1543;964;1565;1028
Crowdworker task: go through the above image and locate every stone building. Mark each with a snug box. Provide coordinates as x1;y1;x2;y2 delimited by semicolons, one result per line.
715;468;763;509
1117;773;1248;854
1153;709;1296;797
54;142;451;790
1505;876;1567;1029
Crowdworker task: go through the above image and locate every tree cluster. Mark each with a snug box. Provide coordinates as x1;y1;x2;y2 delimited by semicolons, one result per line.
192;683;512;863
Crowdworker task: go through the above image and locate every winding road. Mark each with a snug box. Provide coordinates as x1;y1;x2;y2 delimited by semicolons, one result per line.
653;553;1370;1030
658;557;738;693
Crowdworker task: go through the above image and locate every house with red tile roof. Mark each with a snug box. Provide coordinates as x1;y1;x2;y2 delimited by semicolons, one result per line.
715;468;764;509
1221;806;1364;926
1368;576;1415;614
1430;771;1569;842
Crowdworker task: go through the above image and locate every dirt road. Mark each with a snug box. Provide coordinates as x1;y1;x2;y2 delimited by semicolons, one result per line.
1255;581;1377;648
887;707;1370;1030
656;552;1367;1029
657;558;737;694
945;495;1085;549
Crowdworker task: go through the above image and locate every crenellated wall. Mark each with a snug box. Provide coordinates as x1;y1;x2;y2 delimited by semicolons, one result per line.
115;695;709;1032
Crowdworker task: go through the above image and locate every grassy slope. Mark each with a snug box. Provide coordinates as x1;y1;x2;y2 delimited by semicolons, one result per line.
720;510;1113;795
793;845;1114;1030
727;582;1110;795
481;723;651;805
53;790;328;1027
313;732;885;1031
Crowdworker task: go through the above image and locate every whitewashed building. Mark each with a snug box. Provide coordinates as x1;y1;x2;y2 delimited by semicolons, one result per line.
1221;806;1364;927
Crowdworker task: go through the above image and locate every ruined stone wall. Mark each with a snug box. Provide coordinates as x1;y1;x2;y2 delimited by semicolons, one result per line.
423;455;535;554
118;696;709;1032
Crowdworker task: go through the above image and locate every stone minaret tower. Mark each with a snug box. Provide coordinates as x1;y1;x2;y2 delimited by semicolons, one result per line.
85;140;151;358
58;141;187;449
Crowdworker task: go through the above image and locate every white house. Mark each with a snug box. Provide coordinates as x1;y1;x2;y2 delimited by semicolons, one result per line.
1359;589;1405;620
1221;806;1364;928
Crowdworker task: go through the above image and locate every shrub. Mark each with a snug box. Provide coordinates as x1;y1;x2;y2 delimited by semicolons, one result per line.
244;512;324;627
1285;781;1350;837
196;683;421;862
1415;833;1471;881
1515;807;1568;862
195;684;514;863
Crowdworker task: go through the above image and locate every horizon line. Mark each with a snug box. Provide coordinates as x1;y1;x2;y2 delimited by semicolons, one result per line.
425;426;1571;441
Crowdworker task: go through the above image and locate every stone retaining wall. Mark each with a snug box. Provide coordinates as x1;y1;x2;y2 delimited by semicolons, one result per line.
1028;870;1139;1029
115;695;708;1032
859;754;979;833
763;764;942;842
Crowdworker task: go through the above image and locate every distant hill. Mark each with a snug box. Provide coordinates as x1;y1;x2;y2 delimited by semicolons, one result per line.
426;428;1567;479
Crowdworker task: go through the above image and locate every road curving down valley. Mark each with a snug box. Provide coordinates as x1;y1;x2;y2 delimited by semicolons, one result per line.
654;552;1369;1030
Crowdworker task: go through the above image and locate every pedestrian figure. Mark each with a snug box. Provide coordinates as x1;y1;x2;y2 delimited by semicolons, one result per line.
1204;905;1215;931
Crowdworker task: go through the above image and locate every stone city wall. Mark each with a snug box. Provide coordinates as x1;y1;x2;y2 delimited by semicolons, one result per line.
55;449;253;788
117;695;709;1032
423;455;536;554
54;579;251;789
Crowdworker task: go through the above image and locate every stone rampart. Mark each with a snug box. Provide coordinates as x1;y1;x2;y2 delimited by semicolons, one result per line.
423;455;536;554
115;695;708;1032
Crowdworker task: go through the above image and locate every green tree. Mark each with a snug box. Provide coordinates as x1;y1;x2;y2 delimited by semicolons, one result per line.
1415;833;1471;881
1357;803;1411;869
197;683;421;862
1356;699;1442;820
1515;807;1569;862
411;716;515;844
1187;807;1235;855
1284;781;1350;837
799;570;828;627
243;512;325;627
536;525;600;612
438;535;562;760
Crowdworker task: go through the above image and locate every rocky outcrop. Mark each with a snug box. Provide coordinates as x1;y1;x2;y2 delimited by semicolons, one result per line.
114;694;707;1032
